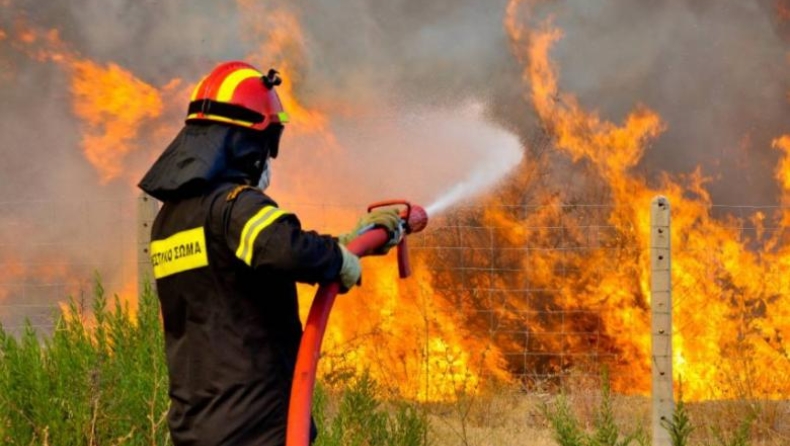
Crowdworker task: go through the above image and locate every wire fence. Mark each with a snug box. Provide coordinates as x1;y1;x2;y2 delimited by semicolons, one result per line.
0;198;137;333
408;204;636;395
669;204;790;401
1;196;789;404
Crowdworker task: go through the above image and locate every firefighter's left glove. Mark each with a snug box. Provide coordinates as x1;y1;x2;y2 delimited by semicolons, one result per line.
338;208;403;255
338;245;362;294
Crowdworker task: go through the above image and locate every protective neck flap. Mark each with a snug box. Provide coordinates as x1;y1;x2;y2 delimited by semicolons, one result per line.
138;124;265;201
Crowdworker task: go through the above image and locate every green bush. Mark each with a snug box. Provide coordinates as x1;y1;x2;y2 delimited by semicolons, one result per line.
542;375;648;446
313;373;430;446
662;383;693;446
0;280;430;445
0;280;170;445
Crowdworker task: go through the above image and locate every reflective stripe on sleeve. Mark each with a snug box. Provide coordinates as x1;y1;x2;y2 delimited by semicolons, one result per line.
150;227;209;279
235;205;289;266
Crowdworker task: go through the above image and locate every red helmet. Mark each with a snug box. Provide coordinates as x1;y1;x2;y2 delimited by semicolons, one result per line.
186;61;289;131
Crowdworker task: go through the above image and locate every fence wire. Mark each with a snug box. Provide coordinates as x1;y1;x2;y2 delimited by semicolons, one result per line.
0;198;137;333
409;204;629;394
1;198;788;401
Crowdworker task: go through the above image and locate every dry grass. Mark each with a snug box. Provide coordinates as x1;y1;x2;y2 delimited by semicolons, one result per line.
427;390;555;446
685;399;790;446
423;385;790;446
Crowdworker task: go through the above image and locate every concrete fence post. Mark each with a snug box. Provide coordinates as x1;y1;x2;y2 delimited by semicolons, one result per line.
137;192;159;295
650;196;673;446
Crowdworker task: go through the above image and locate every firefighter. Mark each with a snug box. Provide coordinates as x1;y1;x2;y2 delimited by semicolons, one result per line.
138;61;401;446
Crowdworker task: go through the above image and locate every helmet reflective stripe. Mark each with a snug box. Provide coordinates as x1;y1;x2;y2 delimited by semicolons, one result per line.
216;68;262;102
185;112;258;129
188;69;262;106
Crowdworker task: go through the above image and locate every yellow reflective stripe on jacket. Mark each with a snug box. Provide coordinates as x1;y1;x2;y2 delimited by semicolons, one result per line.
150;227;209;279
236;205;288;266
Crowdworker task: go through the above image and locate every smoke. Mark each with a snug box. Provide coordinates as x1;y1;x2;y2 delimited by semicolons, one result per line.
247;0;528;222
2;1;248;82
3;0;788;203
334;101;523;215
0;0;525;206
0;0;525;322
267;0;790;206
1;0;789;321
524;0;790;204
290;0;515;104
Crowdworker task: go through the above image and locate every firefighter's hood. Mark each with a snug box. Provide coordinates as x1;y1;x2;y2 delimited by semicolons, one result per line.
138;123;264;201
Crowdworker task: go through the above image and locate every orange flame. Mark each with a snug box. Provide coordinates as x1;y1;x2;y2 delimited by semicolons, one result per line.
70;60;164;183
3;1;788;404
504;0;790;400
299;255;510;401
236;1;332;137
228;3;505;400
8;24;169;183
772;136;790;197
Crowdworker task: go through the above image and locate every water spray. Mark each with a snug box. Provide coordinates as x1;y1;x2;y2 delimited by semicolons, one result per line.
286;200;429;446
424;156;518;217
425;177;479;216
423;115;524;217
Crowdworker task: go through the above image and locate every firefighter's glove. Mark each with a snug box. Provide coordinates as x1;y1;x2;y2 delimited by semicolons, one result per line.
338;208;403;255
338;245;362;293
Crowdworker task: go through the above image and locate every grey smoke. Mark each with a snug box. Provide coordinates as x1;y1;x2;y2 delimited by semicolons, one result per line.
4;0;788;203
528;0;790;205
1;0;788;326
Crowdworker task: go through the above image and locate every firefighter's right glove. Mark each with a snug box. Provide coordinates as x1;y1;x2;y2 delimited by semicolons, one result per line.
338;245;362;293
338;208;403;255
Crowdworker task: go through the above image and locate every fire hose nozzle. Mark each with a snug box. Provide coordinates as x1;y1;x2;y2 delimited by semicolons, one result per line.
366;200;429;234
405;204;428;234
366;200;428;278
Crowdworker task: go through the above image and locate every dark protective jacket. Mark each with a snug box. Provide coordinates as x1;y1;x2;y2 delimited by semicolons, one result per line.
140;123;341;445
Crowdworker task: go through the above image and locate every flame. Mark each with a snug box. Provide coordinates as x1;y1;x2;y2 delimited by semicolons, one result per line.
70;60;164;183
238;1;495;400
502;0;790;399
236;1;332;137
773;136;790;197
0;254;27;306
0;248;86;320
7;22;174;184
3;1;789;405
0;217;83;299
300;256;509;401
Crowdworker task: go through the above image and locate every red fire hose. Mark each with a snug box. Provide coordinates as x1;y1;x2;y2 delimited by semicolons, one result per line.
286;201;428;446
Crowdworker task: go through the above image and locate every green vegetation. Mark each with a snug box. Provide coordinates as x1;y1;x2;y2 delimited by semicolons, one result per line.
0;281;170;445
0;281;782;446
314;373;430;446
662;383;694;446
542;375;648;446
543;377;777;446
0;281;429;445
